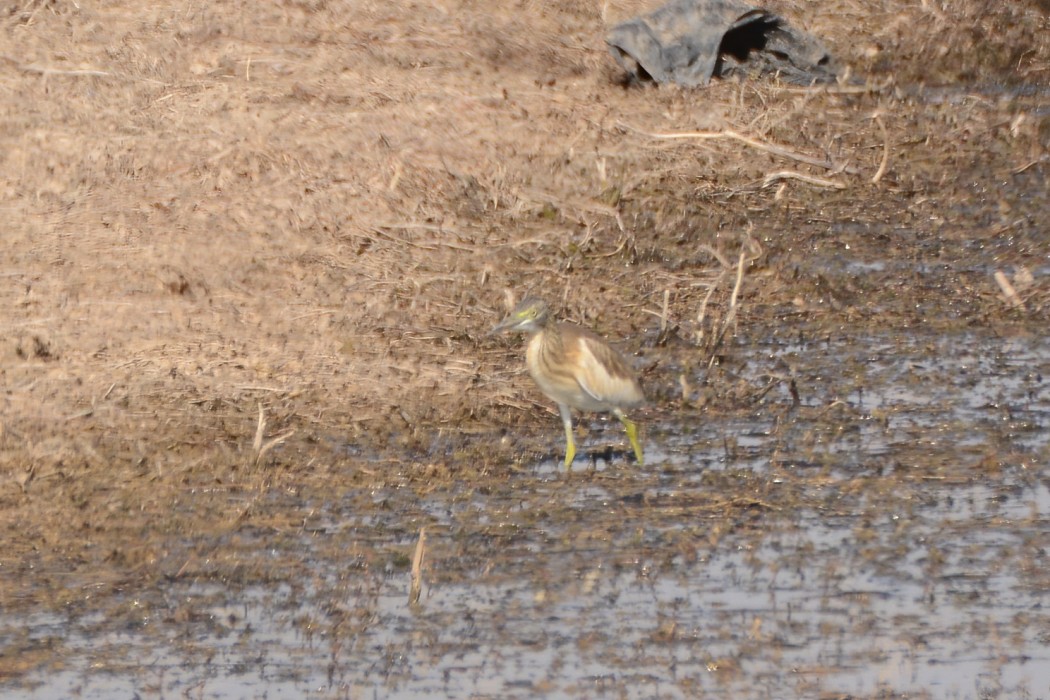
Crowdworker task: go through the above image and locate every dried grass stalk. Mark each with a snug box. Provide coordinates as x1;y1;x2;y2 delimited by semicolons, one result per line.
409;527;427;606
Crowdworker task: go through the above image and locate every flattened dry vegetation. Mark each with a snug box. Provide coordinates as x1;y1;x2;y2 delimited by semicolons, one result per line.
0;0;1048;674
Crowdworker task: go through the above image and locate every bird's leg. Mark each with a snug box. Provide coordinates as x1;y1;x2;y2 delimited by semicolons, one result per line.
558;403;576;469
614;409;644;465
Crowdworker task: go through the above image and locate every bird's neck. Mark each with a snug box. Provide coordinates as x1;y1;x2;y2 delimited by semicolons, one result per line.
538;322;564;349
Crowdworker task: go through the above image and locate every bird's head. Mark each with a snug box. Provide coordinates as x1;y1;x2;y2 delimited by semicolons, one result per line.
490;297;550;335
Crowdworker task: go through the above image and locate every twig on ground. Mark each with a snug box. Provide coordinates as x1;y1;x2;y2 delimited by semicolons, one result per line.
872;113;891;184
253;404;296;465
993;270;1025;310
409;527;427;606
694;274;724;347
697;237;762;368
706;249;749;370
619;122;860;175
253;404;266;454
660;289;670;333
761;170;846;190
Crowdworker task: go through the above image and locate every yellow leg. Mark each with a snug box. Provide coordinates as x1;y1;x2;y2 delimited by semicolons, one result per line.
558;404;576;469
616;410;644;465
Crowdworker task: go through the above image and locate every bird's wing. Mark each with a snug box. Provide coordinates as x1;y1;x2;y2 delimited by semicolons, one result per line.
575;335;644;407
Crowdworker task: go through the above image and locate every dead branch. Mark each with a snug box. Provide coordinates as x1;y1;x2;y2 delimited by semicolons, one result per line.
409;527;427;606
619;122;861;175
761;170;847;190
871;113;891;184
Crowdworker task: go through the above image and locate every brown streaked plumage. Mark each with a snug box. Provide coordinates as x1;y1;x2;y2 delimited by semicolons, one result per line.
492;297;645;469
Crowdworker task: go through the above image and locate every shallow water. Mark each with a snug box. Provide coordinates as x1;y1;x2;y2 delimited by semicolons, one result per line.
3;329;1049;699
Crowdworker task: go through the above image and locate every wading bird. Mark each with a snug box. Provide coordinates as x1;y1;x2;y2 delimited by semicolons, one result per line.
492;297;645;469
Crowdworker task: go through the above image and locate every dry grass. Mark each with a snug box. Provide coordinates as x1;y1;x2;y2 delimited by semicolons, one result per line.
0;0;1048;623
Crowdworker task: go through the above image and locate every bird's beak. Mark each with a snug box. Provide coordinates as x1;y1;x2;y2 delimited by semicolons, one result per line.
488;316;514;336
